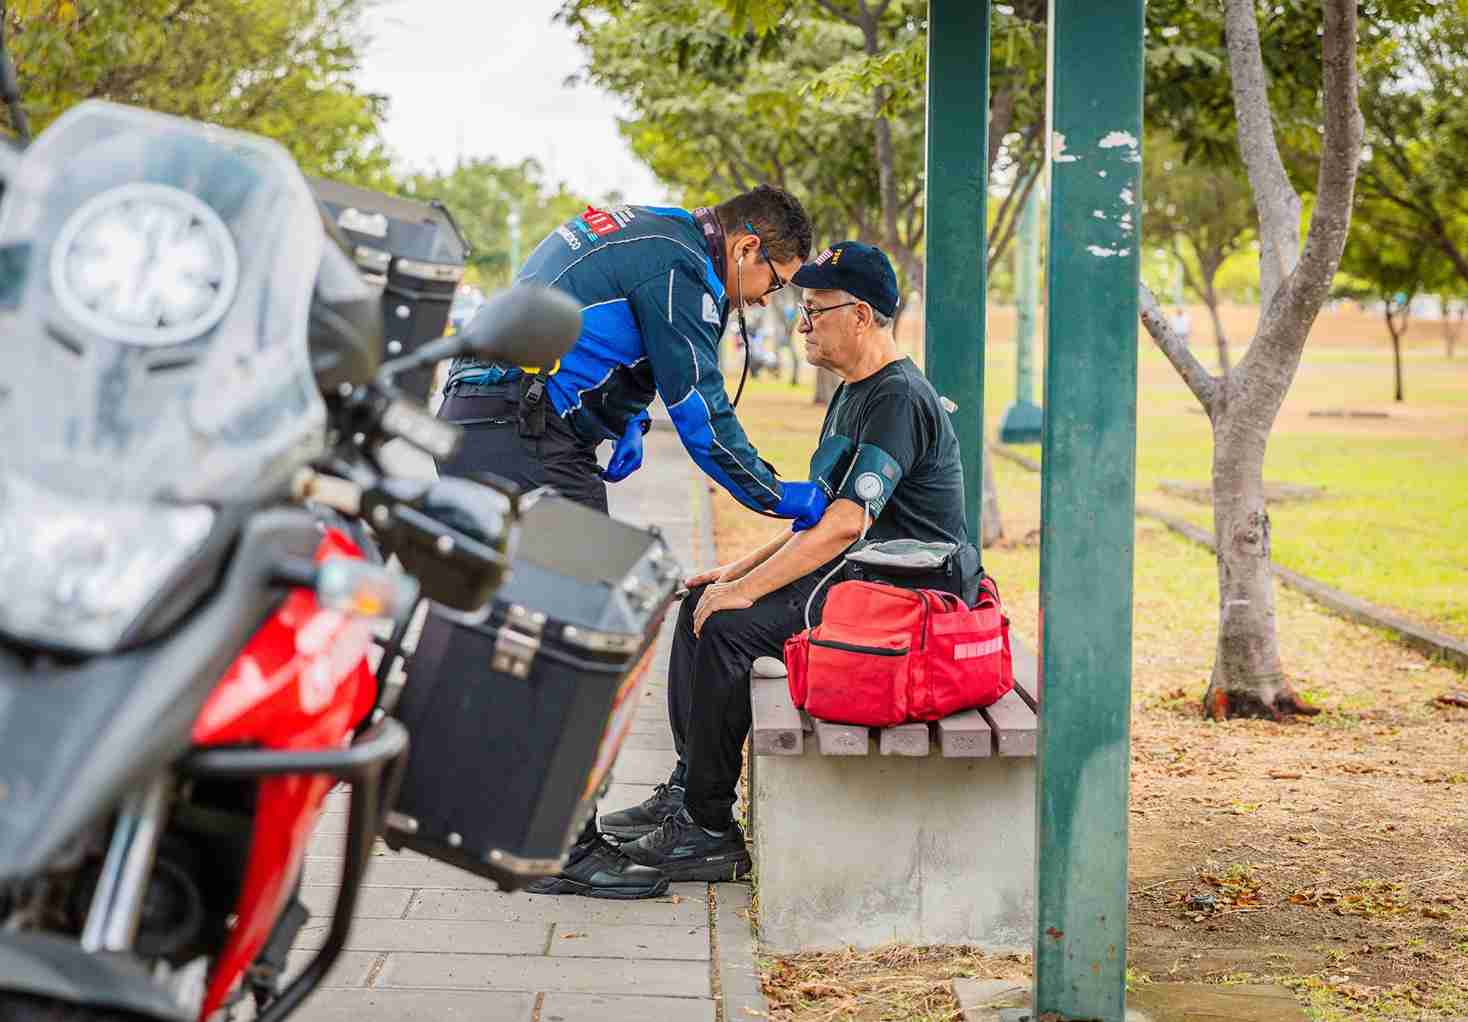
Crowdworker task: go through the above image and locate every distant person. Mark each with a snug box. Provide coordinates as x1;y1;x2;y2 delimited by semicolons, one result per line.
767;298;801;385
1169;307;1192;345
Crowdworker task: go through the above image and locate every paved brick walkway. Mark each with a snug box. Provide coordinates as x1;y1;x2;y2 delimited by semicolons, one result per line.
295;429;761;1022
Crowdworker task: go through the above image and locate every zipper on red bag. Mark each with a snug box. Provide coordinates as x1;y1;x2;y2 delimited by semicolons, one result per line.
810;638;909;656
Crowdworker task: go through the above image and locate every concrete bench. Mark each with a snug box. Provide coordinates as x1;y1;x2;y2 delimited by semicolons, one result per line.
747;641;1039;953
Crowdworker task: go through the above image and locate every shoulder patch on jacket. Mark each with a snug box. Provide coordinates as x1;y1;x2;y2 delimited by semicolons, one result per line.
702;292;720;324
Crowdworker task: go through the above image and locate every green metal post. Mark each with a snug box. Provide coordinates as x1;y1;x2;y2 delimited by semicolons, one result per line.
1034;1;1143;1020
508;208;523;281
999;187;1044;443
923;0;988;544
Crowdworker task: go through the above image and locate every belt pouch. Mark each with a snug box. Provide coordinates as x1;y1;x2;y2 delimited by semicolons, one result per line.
518;373;549;438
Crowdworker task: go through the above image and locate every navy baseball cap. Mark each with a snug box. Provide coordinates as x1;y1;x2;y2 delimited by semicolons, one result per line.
791;241;900;318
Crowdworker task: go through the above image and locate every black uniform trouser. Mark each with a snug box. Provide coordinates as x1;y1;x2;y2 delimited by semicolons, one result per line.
668;573;827;831
438;385;608;513
437;383;607;847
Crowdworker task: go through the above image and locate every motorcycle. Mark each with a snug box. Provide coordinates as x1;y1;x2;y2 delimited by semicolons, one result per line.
0;99;580;1022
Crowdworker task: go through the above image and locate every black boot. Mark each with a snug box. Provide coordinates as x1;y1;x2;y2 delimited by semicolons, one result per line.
600;782;685;842
621;808;750;883
523;834;669;900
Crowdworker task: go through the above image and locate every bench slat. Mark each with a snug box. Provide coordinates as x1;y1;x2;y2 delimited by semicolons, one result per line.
750;676;803;756
878;722;930;757
935;709;992;757
813;719;870;756
978;688;1039;757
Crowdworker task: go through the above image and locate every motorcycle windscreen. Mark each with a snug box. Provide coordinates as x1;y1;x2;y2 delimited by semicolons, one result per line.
0;100;327;506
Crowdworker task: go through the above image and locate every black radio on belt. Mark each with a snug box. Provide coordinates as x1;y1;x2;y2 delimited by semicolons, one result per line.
384;495;680;890
309;177;470;403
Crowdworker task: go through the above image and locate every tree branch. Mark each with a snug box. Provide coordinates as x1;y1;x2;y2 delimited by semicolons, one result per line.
1260;0;1361;342
769;149;788;189
987;85;1017;176
987;163;1040;271
1140;282;1218;412
814;0;861;27
1224;0;1302;309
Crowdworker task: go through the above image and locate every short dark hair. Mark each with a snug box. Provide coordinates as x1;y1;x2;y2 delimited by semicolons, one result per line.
715;184;813;264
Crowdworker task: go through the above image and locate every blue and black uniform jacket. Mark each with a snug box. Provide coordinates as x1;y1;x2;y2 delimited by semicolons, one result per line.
446;204;784;514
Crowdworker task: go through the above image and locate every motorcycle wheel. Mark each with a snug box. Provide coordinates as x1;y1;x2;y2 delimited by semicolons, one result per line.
0;994;141;1022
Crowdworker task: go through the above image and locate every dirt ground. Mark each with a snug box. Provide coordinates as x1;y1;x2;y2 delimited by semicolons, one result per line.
708;375;1468;1021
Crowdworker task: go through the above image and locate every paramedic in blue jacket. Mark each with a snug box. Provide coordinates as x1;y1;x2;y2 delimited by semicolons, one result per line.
440;184;825;524
435;185;827;900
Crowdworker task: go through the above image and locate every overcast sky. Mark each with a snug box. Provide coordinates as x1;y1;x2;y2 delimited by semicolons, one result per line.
358;0;668;203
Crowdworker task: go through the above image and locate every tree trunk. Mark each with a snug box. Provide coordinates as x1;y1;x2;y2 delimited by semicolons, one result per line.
857;9;924;292
1194;0;1360;720
1201;404;1317;720
1385;303;1408;402
813;367;840;405
981;455;1004;547
1201;277;1232;374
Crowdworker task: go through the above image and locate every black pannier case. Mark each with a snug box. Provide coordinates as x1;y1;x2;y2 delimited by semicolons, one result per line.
308;177;470;402
384;496;680;890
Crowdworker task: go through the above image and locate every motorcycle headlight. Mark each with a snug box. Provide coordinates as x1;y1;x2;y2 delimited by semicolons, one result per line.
0;474;216;654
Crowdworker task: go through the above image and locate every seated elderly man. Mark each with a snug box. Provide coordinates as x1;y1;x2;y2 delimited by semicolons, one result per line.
601;242;968;880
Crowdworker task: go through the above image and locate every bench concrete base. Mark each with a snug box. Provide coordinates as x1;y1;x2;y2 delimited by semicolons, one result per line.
750;732;1036;952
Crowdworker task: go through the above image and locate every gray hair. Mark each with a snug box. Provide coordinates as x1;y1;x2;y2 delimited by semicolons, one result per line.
840;289;893;329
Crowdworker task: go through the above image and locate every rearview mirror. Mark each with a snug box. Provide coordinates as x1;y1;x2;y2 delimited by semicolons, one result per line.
376;285;581;388
456;284;581;366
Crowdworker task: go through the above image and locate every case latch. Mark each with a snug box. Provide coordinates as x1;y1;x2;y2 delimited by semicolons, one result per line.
493;604;546;679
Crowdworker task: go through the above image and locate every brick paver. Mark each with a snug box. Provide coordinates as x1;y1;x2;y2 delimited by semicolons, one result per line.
294;429;755;1021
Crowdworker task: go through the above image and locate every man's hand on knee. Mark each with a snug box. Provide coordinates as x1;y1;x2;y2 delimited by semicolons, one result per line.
693;581;754;637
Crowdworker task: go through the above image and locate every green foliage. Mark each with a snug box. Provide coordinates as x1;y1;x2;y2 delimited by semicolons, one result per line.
559;1;900;257
403;158;588;288
1142;133;1256;305
710;0;786;36
3;0;393;189
1337;216;1452;309
558;0;1049;294
1355;7;1468;294
985;341;1468;641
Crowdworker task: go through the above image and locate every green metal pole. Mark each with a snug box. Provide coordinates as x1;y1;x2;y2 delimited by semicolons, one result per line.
508;208;523;281
1034;1;1143;1020
923;0;988;545
999;187;1043;443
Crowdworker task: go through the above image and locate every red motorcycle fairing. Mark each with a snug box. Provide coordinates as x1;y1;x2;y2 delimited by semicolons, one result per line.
190;529;377;1020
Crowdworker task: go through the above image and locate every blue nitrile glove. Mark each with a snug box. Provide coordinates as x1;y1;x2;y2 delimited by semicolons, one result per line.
600;410;650;482
774;480;829;532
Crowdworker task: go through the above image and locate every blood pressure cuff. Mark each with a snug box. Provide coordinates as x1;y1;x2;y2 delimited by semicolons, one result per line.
837;443;904;518
808;434;856;500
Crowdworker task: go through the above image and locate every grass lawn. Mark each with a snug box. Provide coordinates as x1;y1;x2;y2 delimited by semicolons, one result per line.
707;334;1468;1022
991;339;1468;640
